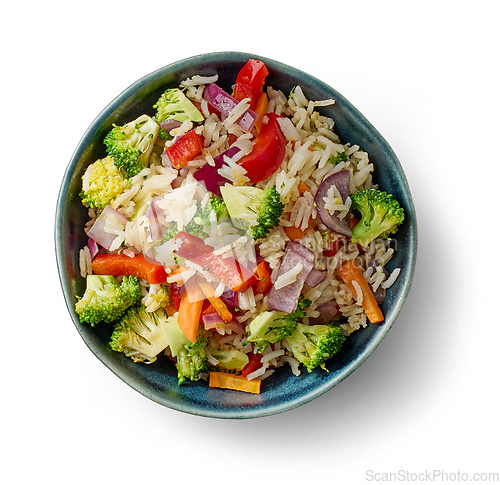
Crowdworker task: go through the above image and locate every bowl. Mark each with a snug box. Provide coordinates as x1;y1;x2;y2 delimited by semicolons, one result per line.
55;52;417;419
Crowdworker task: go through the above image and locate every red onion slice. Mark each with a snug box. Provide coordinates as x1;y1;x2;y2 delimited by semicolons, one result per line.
203;83;257;132
145;196;165;241
314;169;352;237
158;119;182;134
267;241;314;313
304;267;326;287
193;146;240;196
87;237;99;259
87;205;127;250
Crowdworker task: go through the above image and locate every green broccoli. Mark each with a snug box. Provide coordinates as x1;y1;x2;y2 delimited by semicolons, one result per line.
164;316;209;385
220;185;284;240
153;88;204;139
103;114;159;178
328;151;348;165
206;195;229;222
109;305;169;363
162;197;228;243
350;189;405;248
211;349;249;371
75;275;142;326
247;297;311;351
285;323;345;373
80;156;131;210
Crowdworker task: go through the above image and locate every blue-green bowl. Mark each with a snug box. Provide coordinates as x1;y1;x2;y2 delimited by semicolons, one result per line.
55;52;417;419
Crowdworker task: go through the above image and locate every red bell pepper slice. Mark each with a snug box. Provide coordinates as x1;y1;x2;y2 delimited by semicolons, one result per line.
323;239;345;257
165;130;204;169
252;260;273;295
240;352;263;378
233;59;269;110
172;232;257;293
237;113;286;184
91;253;167;284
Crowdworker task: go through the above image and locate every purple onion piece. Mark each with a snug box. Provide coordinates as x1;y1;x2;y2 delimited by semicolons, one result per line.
146;196;165;241
286;240;314;262
202;312;225;327
158;119;182;134
314;169;352;237
267;242;314;313
221;289;239;309
203;83;258;132
193;146;240;196
87;205;127;250
304;267;326;287
87;237;99;259
312;302;339;325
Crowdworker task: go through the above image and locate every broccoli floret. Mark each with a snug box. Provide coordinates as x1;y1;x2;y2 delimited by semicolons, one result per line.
164;316;208;385
153;88;204;139
103;114;159;178
75;275;142;326
206;196;229;222
285;323;345;373
80;156;131;210
328;151;348;165
247;297;311;351
211;349;249;371
350;189;405;248
143;285;172;312
161;197;228;243
220;185;284;240
109;305;169;363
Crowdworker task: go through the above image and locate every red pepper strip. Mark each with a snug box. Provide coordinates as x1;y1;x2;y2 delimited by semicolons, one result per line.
165;130;204;169
169;281;184;310
233;59;269;110
172;232;257;293
91;253;167;284
237;113;286;184
252;260;273;296
240;352;263;378
323;239;345;257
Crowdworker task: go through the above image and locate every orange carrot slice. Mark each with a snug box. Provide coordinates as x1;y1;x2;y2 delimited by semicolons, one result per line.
209;372;261;394
336;259;384;324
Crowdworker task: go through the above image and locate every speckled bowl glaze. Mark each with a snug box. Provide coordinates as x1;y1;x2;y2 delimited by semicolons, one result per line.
55;52;417;419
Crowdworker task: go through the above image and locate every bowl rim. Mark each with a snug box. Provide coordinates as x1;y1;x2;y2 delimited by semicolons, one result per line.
55;51;418;419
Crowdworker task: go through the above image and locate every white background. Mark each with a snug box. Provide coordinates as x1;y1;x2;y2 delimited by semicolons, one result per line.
2;1;498;483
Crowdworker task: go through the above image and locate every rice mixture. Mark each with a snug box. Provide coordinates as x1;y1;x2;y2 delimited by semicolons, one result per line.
78;59;402;390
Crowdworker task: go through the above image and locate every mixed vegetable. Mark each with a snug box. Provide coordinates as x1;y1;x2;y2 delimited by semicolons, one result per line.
76;58;405;394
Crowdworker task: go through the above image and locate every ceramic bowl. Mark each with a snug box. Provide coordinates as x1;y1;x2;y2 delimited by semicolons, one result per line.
55;52;417;419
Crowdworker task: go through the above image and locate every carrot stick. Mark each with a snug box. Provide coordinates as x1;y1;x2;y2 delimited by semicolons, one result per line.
167;266;190;278
196;278;233;324
253;93;269;133
177;279;204;342
209;372;261;394
336;259;384;324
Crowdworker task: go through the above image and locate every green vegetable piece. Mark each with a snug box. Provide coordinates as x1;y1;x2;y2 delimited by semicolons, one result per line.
211;349;249;371
285;323;345;373
247;296;311;352
153;88;204;139
220;185;284;240
75;275;142;327
103;114;159;178
350;189;405;248
80;156;131;210
109;305;169;363
164;316;209;385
